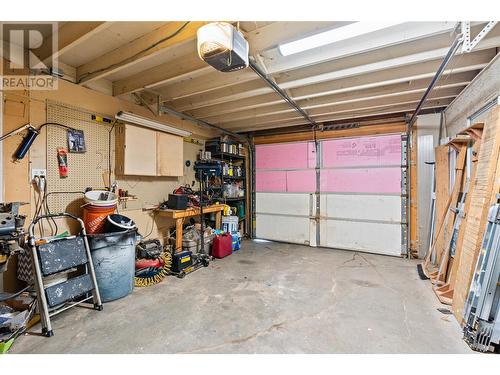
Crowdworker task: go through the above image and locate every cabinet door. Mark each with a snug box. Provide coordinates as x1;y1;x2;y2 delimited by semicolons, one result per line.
157;132;183;176
123;124;157;176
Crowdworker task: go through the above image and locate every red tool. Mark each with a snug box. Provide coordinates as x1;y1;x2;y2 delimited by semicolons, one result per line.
57;148;68;178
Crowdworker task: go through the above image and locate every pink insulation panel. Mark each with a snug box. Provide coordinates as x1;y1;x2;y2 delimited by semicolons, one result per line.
320;167;401;194
256;171;287;192
256;170;316;192
286;170;316;192
322;134;401;168
256;142;316;170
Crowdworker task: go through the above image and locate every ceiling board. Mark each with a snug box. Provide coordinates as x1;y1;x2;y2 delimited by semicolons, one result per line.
59;22;166;67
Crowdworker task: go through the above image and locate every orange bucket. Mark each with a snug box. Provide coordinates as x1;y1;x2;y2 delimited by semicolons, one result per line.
83;204;116;234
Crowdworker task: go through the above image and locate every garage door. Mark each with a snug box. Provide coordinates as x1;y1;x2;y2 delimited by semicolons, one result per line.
255;142;318;246
255;133;407;256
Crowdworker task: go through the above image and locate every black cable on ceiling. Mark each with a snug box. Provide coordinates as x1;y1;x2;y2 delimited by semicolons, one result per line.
77;21;191;83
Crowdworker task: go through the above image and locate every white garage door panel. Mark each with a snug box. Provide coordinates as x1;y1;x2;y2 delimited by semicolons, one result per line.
256;192;311;216
256;214;312;245
255;134;405;256
321;194;401;222
321;220;402;256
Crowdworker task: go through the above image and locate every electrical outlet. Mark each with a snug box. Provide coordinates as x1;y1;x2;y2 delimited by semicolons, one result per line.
31;168;46;181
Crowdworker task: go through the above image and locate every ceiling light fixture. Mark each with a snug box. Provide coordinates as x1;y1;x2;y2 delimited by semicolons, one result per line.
115;111;192;137
278;22;403;56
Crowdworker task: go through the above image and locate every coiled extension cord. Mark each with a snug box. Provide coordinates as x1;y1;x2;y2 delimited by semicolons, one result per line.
134;251;172;287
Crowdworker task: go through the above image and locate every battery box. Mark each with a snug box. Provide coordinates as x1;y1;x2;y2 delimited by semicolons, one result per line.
171;251;193;273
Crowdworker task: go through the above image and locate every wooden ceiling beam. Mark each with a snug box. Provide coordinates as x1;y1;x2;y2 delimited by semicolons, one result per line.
163;26;499;111
39;21;111;63
157;68;258;101
221;96;455;130
112;51;210;96
191;27;481;101
76;21;206;85
229;100;450;133
111;22;337;97
169;49;492;113
196;72;474;122
219;86;463;123
246;21;345;55
261;22;459;74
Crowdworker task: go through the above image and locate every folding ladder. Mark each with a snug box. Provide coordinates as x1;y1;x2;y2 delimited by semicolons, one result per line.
28;213;103;337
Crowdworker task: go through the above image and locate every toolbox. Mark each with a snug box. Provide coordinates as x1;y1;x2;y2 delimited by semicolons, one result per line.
167;194;188;210
171;251;193;273
211;233;232;259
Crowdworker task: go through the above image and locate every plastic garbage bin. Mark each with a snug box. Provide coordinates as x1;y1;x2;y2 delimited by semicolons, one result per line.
88;229;137;302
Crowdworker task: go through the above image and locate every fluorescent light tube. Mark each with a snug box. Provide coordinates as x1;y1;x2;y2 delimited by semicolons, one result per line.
115;111;192;137
278;22;403;56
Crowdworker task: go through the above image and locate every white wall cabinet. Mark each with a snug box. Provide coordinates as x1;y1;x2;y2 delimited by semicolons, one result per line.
115;123;183;177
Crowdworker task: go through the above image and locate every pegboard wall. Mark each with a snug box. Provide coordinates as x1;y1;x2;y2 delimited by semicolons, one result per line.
46;101;114;213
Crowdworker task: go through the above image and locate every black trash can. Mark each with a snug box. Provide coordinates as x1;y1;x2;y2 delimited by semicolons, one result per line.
104;214;136;233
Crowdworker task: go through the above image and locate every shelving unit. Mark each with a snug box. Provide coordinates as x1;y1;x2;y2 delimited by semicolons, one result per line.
223;197;245;202
205;137;247;234
222;175;245;181
212;152;246;161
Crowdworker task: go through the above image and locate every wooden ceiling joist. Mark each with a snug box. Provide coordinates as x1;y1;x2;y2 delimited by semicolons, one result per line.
112;53;210;96
112;22;343;97
159;47;482;103
34;21;499;133
39;21;110;63
261;22;460;75
76;21;206;85
200;82;469;124
226;98;452;132
113;23;499;109
187;70;476;120
209;87;462;127
166;48;493;113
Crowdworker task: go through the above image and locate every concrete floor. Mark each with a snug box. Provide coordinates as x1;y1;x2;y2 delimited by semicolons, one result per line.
11;240;471;354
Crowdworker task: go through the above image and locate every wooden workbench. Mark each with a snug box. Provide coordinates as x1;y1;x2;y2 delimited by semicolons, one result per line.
155;204;224;252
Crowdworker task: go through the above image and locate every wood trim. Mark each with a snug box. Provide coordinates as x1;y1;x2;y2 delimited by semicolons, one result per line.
253;123;407;144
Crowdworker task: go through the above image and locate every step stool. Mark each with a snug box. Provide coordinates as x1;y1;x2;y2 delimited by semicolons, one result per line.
28;213;103;337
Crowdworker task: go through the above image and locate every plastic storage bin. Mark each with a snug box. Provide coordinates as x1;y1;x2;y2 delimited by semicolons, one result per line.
222;216;239;233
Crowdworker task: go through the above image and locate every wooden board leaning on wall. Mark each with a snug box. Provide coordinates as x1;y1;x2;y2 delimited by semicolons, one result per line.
451;107;500;322
433;125;484;305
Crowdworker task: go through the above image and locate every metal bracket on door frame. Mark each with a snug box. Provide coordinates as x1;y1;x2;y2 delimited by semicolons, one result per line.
315;141;321;247
401;134;409;256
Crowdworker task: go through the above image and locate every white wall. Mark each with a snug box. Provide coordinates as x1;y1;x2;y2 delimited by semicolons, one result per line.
416;113;441;257
445;53;500;135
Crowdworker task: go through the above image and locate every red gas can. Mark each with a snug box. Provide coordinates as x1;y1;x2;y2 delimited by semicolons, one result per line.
212;233;233;258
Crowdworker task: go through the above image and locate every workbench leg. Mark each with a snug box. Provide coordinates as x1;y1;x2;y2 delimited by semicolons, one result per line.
215;211;222;230
175;219;183;253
